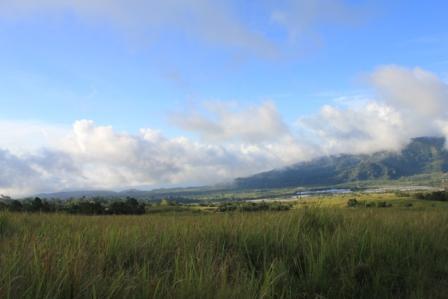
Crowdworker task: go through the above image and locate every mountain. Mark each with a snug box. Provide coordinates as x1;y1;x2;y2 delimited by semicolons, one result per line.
37;186;225;200
234;137;448;189
37;190;120;200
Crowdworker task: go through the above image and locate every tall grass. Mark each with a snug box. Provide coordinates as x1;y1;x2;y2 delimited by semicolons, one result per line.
1;209;448;298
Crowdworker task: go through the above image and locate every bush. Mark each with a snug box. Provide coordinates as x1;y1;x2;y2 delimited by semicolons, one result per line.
217;202;291;213
269;204;291;211
365;202;374;208
9;200;23;212
395;191;411;197
66;201;105;215
160;199;176;206
217;205;237;212
347;198;358;207
376;201;392;208
415;193;426;200
0;202;8;211
107;197;145;215
417;191;448;202
31;197;43;211
0;214;10;237
240;202;269;212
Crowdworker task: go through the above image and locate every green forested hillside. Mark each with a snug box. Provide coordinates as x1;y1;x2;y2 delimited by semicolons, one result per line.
235;137;448;189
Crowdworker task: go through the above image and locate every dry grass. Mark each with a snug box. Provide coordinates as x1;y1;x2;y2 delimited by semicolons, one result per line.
1;207;448;298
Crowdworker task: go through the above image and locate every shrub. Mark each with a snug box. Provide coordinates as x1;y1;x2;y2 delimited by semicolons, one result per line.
395;191;411;197
365;202;374;208
0;201;8;211
240;202;269;212
217;202;291;213
31;197;43;211
376;201;392;208
160;199;176;206
415;191;448;202
217;205;237;212
107;198;145;215
9;200;23;212
415;193;426;200
0;214;10;237
66;201;105;215
347;198;358;208
269;204;291;211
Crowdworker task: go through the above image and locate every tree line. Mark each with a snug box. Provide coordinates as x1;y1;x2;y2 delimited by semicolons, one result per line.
0;196;146;215
415;191;448;202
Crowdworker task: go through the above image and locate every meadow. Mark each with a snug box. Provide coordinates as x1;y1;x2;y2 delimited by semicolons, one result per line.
1;193;448;298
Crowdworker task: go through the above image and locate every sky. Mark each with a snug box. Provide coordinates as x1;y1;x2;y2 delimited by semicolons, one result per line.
1;0;448;196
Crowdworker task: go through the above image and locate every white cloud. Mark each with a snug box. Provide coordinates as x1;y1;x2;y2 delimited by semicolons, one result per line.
300;66;448;154
0;120;69;153
0;0;277;57
0;113;314;196
369;66;448;140
171;101;290;143
271;0;364;43
0;0;368;58
59;118;313;189
300;102;407;154
0;148;82;197
370;65;448;119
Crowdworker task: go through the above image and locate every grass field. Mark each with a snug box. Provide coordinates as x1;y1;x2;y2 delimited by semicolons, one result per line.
1;194;448;298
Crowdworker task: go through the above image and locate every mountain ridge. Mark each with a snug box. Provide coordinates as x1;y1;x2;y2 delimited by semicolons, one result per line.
234;137;448;189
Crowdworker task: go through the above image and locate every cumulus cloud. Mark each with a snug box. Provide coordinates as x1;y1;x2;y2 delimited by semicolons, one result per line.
300;102;406;154
59;118;313;188
0;148;81;197
0;114;314;196
171;101;290;143
370;65;448;119
0;150;39;194
301;65;448;154
0;120;69;153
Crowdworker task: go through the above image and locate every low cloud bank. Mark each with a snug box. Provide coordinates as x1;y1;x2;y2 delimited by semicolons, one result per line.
1;65;448;196
0;119;314;197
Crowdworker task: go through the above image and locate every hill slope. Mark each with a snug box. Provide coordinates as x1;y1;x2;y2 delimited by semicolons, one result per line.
234;137;448;189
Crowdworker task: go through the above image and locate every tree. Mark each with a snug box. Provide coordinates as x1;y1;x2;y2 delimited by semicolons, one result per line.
107;198;145;215
9;200;23;212
66;201;105;215
347;198;358;208
31;197;43;212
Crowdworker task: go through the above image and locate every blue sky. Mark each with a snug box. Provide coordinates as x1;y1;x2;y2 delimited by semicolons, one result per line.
1;0;447;133
1;0;448;195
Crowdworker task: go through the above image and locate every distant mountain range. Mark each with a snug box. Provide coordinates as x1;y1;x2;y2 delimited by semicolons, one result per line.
234;137;448;189
36;137;448;199
37;187;222;200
